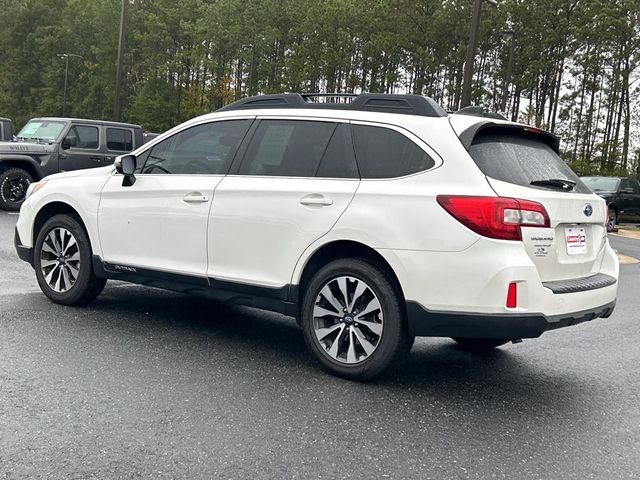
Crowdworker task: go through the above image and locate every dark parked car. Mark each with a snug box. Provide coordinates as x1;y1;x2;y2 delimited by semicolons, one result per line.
0;117;144;210
581;176;640;231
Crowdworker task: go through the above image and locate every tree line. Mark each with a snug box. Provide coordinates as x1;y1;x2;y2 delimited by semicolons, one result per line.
0;0;638;176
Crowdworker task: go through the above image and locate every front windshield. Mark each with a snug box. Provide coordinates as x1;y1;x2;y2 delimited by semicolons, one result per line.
581;176;620;192
17;120;67;140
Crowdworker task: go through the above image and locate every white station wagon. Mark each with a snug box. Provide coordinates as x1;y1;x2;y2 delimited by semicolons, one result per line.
15;93;618;380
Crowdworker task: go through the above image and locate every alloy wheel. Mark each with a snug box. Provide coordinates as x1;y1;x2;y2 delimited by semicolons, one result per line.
312;275;384;364
39;227;81;293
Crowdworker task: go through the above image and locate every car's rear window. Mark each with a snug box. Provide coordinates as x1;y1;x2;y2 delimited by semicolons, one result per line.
469;132;590;194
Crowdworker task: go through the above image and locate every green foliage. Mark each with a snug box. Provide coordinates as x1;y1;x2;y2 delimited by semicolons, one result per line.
0;0;638;176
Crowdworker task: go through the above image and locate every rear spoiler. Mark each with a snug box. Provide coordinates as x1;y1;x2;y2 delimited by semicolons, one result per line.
457;121;561;154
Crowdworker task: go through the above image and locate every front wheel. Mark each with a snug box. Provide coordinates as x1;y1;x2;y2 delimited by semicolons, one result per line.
301;258;413;381
0;167;33;211
34;214;106;305
607;208;617;233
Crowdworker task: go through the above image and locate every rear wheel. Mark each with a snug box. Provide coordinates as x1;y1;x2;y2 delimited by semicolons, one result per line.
452;338;508;351
301;258;413;380
34;214;106;305
0;167;32;211
607;208;617;232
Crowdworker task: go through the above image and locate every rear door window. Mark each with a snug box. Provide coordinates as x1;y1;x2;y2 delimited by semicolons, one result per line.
315;124;359;178
239;120;336;177
352;125;435;178
106;128;133;151
469;132;590;193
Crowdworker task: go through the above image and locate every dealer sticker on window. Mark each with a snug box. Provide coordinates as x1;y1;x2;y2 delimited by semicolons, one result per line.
565;227;587;255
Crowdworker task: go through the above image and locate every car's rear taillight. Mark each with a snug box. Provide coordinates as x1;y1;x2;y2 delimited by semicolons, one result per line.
436;195;550;241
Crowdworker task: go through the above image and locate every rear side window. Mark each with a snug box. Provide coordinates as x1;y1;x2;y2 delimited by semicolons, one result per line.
106;128;133;151
239;120;336;177
352;125;435;178
470;132;590;193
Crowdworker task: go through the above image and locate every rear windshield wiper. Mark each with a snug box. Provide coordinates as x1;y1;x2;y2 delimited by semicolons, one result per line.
530;178;576;191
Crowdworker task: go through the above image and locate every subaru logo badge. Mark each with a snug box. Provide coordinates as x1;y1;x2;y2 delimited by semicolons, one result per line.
583;204;593;217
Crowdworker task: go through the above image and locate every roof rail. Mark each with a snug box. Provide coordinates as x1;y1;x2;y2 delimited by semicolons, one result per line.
217;93;448;118
454;106;507;121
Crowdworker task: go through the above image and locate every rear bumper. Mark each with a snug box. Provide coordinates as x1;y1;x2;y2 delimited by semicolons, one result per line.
14;227;34;266
406;300;616;339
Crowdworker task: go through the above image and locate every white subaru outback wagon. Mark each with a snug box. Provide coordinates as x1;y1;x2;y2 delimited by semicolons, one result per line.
15;93;618;380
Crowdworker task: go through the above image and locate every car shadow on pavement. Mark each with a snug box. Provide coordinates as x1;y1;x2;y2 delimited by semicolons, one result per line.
76;285;592;410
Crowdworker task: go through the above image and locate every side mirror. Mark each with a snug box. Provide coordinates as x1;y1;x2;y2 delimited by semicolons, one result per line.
61;136;77;149
114;154;136;186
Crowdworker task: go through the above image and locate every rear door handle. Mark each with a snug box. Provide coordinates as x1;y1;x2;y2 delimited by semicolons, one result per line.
300;194;333;207
183;192;210;204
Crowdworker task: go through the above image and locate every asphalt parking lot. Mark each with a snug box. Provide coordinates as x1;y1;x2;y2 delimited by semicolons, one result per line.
1;211;639;479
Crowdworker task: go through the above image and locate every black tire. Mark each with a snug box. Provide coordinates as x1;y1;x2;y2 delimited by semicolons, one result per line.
452;338;508;351
607;208;617;233
0;167;33;211
34;214;106;306
301;258;413;381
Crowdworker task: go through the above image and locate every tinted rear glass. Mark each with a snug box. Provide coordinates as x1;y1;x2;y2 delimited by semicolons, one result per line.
107;128;133;151
352;125;435;178
315;124;359;178
239;120;335;177
469;132;590;194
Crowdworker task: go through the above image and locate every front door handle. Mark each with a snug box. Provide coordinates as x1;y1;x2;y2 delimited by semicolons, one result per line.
90;156;102;162
300;194;333;207
183;192;210;204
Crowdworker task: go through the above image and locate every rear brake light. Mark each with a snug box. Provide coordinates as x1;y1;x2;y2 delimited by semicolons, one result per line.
436;195;550;241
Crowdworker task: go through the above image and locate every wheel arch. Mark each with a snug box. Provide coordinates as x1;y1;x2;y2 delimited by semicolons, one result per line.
33;201;88;246
0;158;43;180
293;240;406;307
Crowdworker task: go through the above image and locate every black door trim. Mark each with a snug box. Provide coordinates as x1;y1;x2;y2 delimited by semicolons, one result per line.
93;256;297;316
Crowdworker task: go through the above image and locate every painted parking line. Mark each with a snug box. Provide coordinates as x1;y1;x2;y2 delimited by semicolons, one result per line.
617;253;640;264
610;232;640;241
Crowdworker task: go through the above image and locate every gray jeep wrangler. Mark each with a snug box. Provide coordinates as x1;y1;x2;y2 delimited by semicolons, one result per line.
0;117;144;210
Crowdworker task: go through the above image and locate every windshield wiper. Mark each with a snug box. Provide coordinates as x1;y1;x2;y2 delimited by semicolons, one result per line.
530;178;576;191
